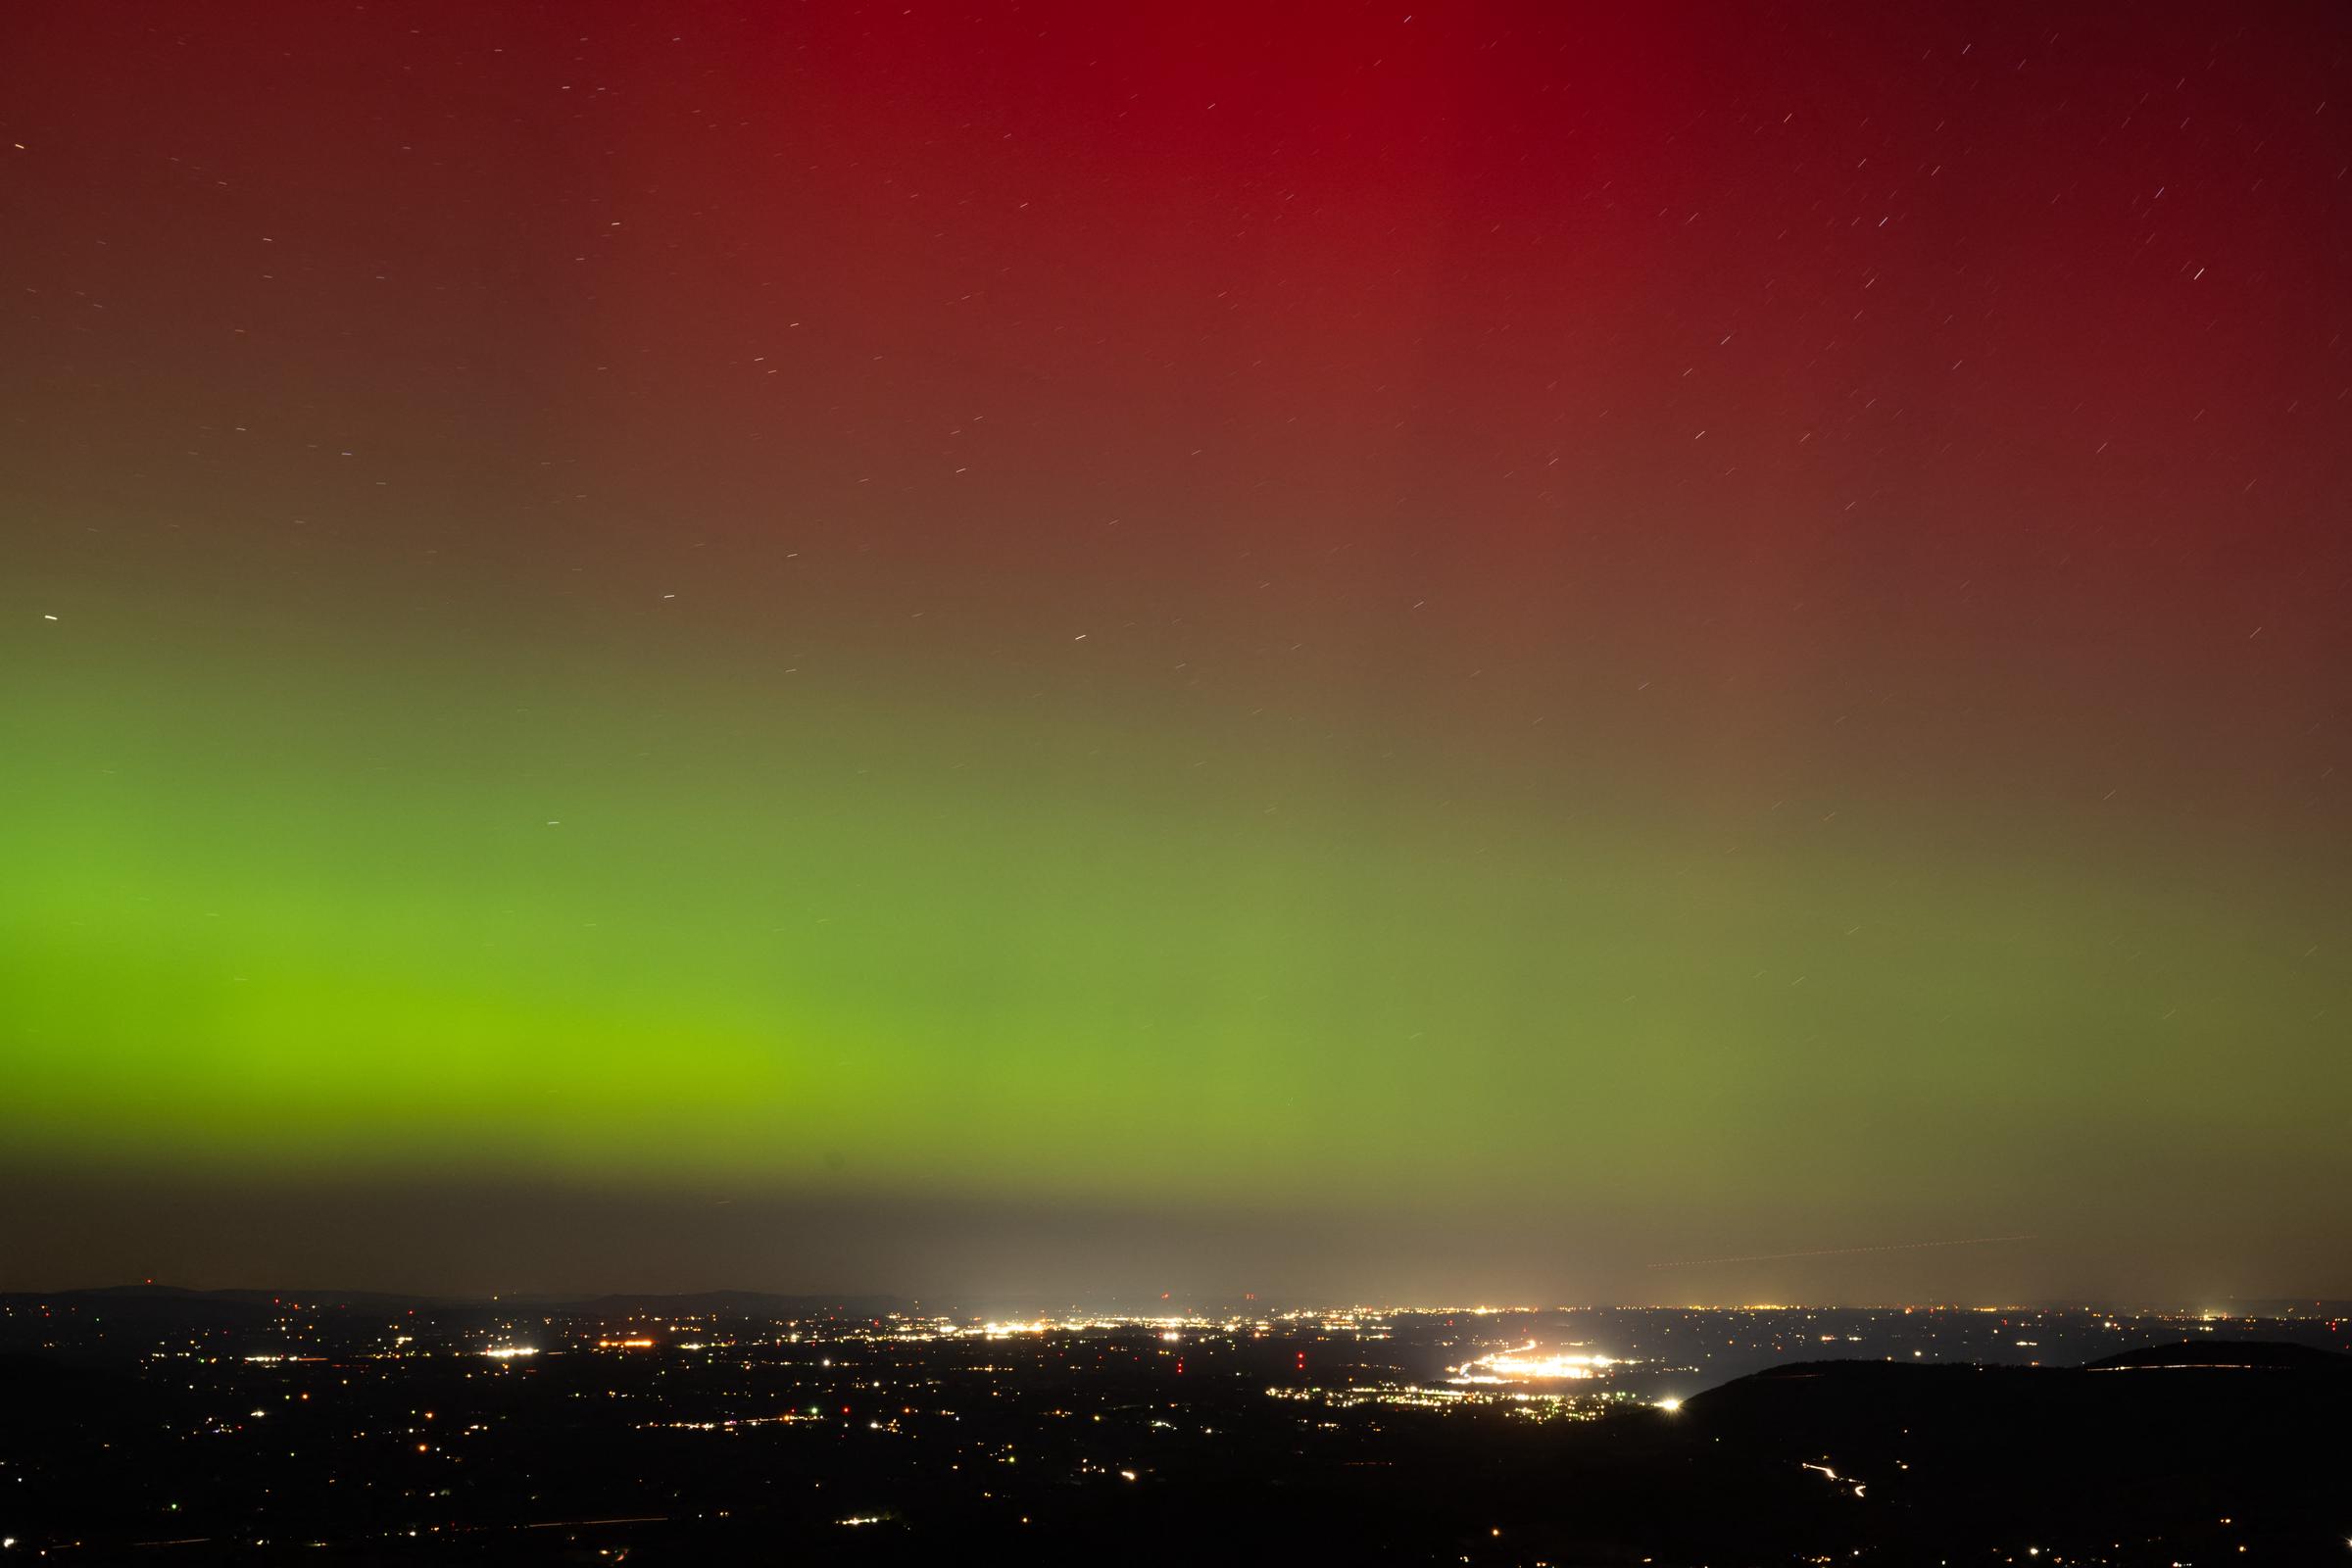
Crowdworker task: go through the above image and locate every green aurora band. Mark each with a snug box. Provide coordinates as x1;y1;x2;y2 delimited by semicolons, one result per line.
10;573;2343;1228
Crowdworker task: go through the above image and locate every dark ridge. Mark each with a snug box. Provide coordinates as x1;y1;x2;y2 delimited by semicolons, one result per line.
1664;1344;2348;1556
2082;1339;2351;1372
0;1288;280;1331
198;1289;440;1310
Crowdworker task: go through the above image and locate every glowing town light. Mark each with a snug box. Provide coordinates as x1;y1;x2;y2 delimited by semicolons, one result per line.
1448;1343;1620;1383
979;1319;1048;1339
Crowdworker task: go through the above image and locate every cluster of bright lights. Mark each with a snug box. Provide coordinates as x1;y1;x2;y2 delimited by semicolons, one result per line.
1447;1343;1621;1383
968;1314;1221;1340
1265;1382;1636;1422
978;1320;1051;1339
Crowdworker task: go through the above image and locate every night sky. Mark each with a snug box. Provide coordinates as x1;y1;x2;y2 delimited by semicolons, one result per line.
6;1;2349;1304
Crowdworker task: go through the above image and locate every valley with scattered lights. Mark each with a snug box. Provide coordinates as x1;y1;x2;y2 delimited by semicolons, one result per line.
5;1292;2346;1563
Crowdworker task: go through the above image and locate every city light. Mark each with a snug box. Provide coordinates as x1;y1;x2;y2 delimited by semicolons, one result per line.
5;1292;2334;1559
1447;1343;1623;1383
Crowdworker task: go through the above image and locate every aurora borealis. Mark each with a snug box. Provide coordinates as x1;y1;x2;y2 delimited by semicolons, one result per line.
5;1;2349;1301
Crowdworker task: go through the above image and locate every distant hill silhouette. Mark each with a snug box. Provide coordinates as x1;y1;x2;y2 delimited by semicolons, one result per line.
2082;1339;2348;1371
1666;1345;2349;1558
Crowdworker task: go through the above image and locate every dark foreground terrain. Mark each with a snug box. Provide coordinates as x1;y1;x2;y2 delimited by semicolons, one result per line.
4;1292;2346;1563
